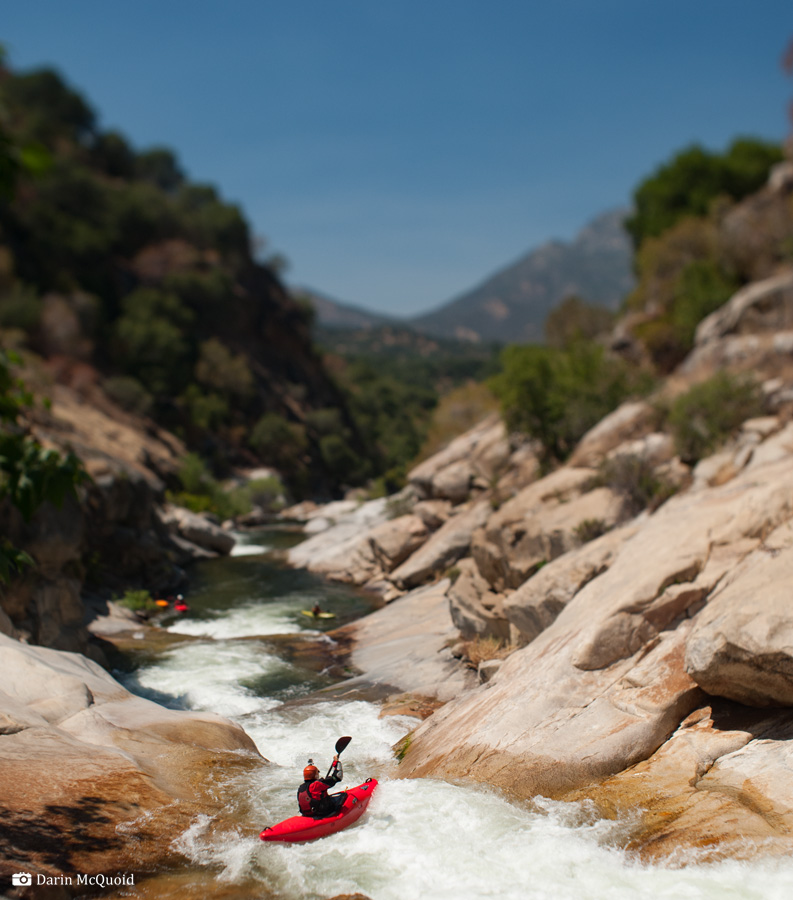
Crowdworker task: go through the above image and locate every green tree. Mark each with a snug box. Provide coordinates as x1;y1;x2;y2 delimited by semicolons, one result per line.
628;217;740;372
113;288;193;397
194;338;253;400
0;351;88;580
134;146;185;192
319;433;363;483
1;68;96;145
625;138;783;249
490;342;646;464
544;295;615;349
90;130;136;178
250;413;308;469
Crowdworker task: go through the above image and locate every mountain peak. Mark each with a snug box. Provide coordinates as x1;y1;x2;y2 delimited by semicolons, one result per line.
408;207;635;344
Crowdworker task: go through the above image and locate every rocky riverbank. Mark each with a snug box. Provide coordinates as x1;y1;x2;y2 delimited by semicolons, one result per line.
0;631;264;893
282;262;793;863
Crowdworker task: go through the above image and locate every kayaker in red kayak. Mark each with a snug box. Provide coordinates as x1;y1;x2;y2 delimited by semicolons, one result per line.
297;756;346;818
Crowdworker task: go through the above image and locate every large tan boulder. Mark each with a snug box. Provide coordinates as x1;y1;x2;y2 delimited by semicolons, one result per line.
447;558;511;642
472;467;623;590
331;579;475;703
570;704;793;862
399;618;703;801
503;522;638;645
685;521;793;706
408;415;509;502
680;270;793;382
287;497;391;584
0;634;261;883
412;499;453;530
695;270;793;344
681;331;793;383
389;499;491;589
569;401;656;468
493;442;539;499
367;514;429;572
159;503;236;555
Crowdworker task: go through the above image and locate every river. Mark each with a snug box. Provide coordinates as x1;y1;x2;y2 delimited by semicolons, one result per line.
114;528;793;900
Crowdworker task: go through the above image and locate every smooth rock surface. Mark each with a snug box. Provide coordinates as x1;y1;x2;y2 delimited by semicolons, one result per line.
287;497;390;583
331;579;475;702
389;499;491;589
502;523;638;644
367;514;429;572
159;504;236;555
407;415;508;501
447;558;510;642
569;401;656;468
0;633;262;882
472;467;623;590
685;521;793;706
570;704;793;862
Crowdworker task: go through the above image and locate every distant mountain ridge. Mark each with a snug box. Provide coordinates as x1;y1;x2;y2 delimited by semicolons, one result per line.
408;208;635;343
296;288;396;331
303;208;635;344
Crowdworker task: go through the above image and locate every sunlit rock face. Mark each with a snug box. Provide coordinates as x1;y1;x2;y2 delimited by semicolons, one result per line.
396;425;793;859
0;633;262;882
407;414;510;503
685;522;793;707
470;467;622;591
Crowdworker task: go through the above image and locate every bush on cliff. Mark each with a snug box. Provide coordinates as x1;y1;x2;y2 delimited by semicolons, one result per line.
665;372;765;464
591;453;677;517
0;351;88;580
625;138;783;250
489;341;651;465
626;217;740;372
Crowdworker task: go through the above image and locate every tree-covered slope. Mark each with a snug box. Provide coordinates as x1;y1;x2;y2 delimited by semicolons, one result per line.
0;61;367;496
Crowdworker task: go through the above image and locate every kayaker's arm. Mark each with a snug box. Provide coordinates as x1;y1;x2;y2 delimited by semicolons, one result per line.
328;754;343;784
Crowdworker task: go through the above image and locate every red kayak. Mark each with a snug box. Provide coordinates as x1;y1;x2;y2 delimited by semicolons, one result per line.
260;778;378;843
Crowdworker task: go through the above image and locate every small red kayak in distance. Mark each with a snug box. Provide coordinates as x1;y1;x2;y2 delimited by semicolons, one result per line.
260;778;378;843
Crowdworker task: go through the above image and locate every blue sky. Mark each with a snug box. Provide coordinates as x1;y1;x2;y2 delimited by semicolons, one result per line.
4;1;792;316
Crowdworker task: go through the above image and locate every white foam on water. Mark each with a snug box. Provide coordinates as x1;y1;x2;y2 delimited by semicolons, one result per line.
230;542;270;557
161;683;793;900
177;725;793;900
127;638;284;718
167;600;300;639
128;571;793;900
228;530;273;557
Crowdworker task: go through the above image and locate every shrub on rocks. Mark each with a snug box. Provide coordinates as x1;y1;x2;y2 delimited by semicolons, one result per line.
590;453;678;517
666;372;765;464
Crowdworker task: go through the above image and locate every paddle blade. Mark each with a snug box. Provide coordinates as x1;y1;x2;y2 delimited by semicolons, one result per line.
335;736;352;755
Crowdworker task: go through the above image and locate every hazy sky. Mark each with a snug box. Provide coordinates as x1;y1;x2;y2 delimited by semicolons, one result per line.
4;1;792;316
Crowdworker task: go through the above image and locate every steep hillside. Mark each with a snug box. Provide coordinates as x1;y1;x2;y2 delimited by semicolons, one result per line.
409;208;634;343
0;63;364;497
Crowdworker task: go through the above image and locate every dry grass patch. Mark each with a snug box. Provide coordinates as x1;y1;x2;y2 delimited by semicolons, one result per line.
461;635;514;669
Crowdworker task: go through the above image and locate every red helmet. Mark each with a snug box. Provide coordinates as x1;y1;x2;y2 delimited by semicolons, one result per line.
303;764;319;781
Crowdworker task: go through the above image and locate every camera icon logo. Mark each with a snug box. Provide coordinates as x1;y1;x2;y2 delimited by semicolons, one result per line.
12;873;32;886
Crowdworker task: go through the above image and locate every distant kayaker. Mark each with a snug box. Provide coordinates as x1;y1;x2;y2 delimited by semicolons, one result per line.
297;756;346;818
311;602;322;617
174;594;189;613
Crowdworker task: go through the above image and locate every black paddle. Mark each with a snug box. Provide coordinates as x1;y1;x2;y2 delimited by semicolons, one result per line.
327;736;351;778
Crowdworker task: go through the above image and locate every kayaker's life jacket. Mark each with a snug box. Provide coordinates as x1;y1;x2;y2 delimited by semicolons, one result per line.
297;763;343;817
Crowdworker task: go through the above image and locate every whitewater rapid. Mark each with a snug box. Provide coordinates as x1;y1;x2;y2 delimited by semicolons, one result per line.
120;542;793;900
